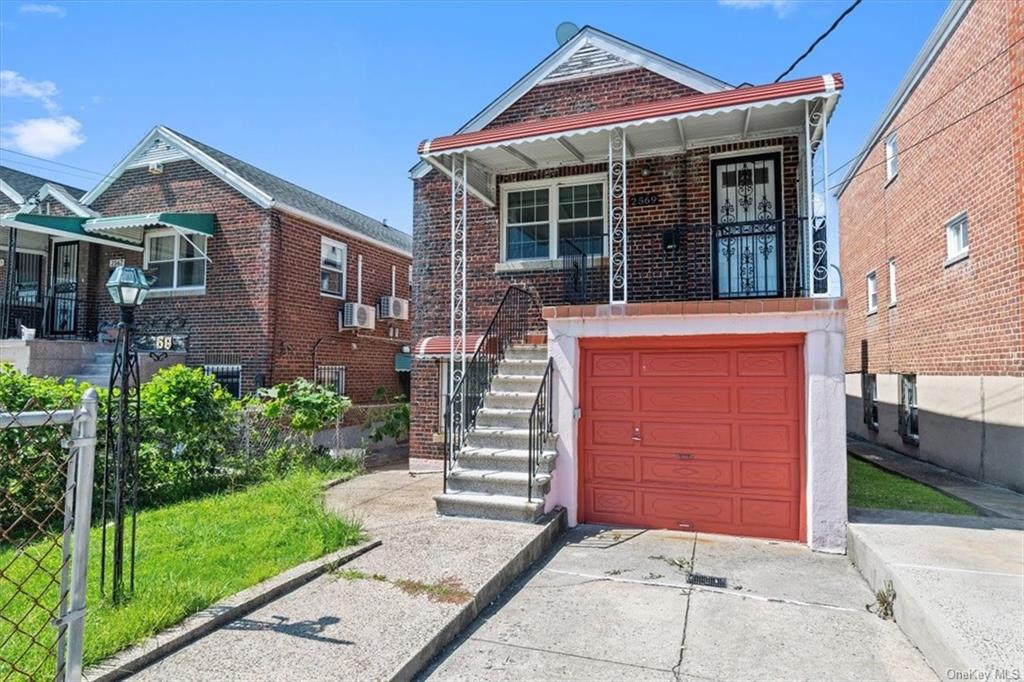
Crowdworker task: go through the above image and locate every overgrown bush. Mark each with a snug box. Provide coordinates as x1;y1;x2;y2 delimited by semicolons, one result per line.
137;365;238;506
364;388;410;443
0;364;86;538
258;378;351;436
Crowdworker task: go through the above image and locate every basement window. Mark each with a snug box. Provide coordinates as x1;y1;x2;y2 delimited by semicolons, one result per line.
315;364;347;396
898;374;919;444
862;373;878;431
204;364;242;399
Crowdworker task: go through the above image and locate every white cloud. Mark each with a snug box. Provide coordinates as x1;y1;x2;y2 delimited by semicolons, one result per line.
719;0;797;18
2;116;84;157
19;4;66;18
0;70;59;112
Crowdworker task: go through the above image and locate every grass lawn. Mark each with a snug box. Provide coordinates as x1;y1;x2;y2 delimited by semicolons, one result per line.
847;455;978;515
1;470;362;680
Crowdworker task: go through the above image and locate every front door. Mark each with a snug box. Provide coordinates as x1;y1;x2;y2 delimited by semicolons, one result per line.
50;242;78;334
712;154;782;298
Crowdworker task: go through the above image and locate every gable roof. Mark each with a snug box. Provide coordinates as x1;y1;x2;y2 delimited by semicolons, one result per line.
82;126;412;256
410;25;733;179
834;0;973;197
0;165;86;205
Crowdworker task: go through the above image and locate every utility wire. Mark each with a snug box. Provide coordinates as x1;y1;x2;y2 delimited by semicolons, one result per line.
828;82;1022;193
775;0;863;83
0;147;106;177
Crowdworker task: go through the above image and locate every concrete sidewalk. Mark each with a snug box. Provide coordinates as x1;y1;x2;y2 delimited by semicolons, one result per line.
849;508;1024;680
848;439;1024;520
421;525;935;681
129;467;562;681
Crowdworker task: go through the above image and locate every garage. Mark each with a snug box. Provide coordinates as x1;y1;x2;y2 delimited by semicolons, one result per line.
579;335;805;541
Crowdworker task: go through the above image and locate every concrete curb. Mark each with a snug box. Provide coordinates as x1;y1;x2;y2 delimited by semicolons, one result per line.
847;523;951;677
387;507;567;682
86;539;382;681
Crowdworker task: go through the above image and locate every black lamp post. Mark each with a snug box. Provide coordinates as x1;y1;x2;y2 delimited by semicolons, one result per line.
100;266;150;603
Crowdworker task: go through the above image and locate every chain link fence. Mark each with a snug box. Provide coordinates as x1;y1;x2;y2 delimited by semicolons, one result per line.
1;390;98;682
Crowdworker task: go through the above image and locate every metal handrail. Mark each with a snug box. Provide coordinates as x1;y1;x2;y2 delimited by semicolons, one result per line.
560;238;591;305
442;285;536;492
527;358;554;502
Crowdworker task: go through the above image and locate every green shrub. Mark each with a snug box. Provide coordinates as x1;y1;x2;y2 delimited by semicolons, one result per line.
0;364;87;538
137;365;237;505
258;378;351;435
364;388;410;443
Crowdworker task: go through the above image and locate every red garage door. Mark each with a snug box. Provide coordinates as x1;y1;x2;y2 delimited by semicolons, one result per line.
580;335;804;541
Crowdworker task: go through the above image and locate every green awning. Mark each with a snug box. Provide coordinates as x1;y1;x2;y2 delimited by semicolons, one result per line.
84;212;216;238
0;212;142;249
394;353;412;373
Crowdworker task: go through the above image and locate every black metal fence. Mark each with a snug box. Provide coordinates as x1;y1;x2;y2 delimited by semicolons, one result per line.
527;358;554;503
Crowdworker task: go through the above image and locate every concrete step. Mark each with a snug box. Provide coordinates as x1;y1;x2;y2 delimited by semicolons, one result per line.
78;363;112;375
476;407;533;429
434;491;544;523
70;374;108;387
447;467;551;498
466;426;534;450
505;345;547;362
497;358;548;377
484;391;537;410
458;446;557;474
491;374;544;394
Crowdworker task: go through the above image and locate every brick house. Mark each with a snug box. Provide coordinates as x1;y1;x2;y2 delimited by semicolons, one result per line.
1;126;413;405
411;26;848;551
836;0;1023;492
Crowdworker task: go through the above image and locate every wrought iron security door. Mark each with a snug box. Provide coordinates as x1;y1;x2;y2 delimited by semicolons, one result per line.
50;242;79;334
711;154;783;298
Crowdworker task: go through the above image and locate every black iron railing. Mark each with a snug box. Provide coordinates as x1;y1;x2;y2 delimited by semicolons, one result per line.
561;238;592;305
527;357;554;502
563;216;828;304
443;286;535;492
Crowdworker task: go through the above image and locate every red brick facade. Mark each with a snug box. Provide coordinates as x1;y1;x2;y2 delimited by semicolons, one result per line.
5;159;411;403
410;65;804;460
839;0;1023;378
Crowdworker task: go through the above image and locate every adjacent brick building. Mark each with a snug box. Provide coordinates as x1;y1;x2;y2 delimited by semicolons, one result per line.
1;126;412;405
837;0;1023;491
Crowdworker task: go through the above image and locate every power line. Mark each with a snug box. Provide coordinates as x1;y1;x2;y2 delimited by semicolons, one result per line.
0;159;103;186
826;35;1023;180
775;0;863;83
0;147;106;177
828;82;1023;194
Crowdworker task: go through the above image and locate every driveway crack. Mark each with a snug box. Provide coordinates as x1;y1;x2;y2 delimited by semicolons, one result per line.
671;532;698;682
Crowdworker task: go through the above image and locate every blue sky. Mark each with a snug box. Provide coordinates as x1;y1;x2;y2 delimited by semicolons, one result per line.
0;0;946;233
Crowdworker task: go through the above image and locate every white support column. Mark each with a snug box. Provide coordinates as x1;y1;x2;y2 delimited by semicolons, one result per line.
608;128;628;304
815;106;831;297
803;101;815;297
448;153;468;460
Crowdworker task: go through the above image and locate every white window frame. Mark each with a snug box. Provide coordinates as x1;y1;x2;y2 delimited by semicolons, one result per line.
499;173;607;264
945;212;969;264
143;228;207;292
862;372;878;431
866;271;878;314
899;373;919;444
888;258;897;307
320;236;348;299
884;132;899;184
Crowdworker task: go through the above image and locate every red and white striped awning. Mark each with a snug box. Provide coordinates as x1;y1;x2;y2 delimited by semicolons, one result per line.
415;334;484;359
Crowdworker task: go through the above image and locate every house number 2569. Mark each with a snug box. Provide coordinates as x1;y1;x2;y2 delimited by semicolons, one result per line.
629;193;660;207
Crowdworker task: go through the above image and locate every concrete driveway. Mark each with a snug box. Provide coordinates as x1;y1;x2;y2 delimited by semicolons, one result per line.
421;525;937;681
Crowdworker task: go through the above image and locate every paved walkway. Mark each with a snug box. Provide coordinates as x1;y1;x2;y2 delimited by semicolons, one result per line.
130;467;556;681
421;525;936;681
849;508;1024;679
848;439;1024;520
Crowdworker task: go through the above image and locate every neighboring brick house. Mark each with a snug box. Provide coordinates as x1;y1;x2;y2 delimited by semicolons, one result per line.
0;126;412;405
836;0;1023;492
411;26;850;551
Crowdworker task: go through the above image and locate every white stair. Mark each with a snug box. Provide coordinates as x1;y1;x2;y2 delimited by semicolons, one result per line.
68;350;114;387
434;343;557;523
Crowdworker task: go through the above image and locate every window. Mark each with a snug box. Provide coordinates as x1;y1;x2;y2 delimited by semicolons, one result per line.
204;364;242;399
946;213;969;262
315;365;346;395
888;259;897;306
320;237;347;297
503;178;605;261
145;231;207;290
898;374;919;443
862;373;878;431
866;271;878;314
884;132;899;183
